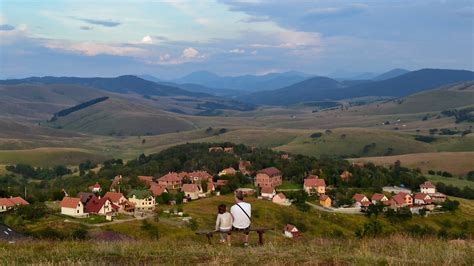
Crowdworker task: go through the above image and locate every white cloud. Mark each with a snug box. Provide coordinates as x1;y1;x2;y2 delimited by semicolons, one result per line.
249;30;321;49
182;47;199;58
141;35;153;44
251;50;258;55
229;48;245;54
195;18;211;25
45;41;147;56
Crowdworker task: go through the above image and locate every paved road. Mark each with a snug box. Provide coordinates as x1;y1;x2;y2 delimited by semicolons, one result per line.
306;201;363;215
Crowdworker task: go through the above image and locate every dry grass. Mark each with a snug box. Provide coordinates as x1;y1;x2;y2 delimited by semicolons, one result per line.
0;236;472;264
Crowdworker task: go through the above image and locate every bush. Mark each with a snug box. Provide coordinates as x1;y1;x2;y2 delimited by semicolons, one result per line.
310;132;323;139
72;227;88;240
187;218;199;231
355;218;384;238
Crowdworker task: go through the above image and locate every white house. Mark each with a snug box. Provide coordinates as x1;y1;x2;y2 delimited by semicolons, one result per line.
60;197;87;217
260;186;276;200
283;224;301;239
181;184;203;200
128;190;155;212
420;181;436;194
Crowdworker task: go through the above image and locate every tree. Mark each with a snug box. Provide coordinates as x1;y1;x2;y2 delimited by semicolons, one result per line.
355;218;384;238
201;180;208;193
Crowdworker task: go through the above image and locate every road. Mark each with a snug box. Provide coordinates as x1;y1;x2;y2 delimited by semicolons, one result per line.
305;201;363;215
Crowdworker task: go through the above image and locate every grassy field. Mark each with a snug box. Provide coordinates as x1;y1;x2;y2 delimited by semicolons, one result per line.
350;151;474;176
0;147;107;166
426;175;474;189
1;236;472;264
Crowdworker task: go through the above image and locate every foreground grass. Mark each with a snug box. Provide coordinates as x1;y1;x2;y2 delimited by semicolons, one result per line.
0;236;472;264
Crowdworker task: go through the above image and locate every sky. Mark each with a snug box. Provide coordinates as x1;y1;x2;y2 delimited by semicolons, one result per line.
0;0;473;79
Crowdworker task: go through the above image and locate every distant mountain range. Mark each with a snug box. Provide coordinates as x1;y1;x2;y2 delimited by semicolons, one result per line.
0;75;208;98
172;71;312;92
241;69;474;105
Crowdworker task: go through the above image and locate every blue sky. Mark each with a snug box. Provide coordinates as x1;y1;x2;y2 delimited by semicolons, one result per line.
0;0;473;78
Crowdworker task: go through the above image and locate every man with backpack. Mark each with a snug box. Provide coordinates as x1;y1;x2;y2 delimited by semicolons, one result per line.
230;190;252;246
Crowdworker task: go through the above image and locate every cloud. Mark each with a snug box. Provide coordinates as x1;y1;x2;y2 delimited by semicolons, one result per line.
74;17;121;27
79;26;93;30
0;24;15;31
195;18;211;25
45;41;147;56
306;4;368;18
240;15;271;23
229;48;245;53
141;35;153;44
182;47;199;58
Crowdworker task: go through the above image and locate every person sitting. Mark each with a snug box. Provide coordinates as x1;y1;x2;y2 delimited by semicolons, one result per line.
230;191;252;246
215;204;232;245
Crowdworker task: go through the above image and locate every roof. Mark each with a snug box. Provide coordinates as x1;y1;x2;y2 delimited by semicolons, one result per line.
371;193;387;201
420;181;436;189
0;198;15;207
138;176;153;185
284;224;298;232
221;167;237;174
414;192;431;200
181;184;201;193
60;197;82;209
85;196;118;213
91;183;101;188
258;167;281;176
8;197;29;205
158;172;181;182
319;194;330;201
239;160;251;168
352;193;368;202
392;194;405;205
304;178;326;187
275;192;286;200
186;171;212;180
77;192;95;204
150;184;167;197
216;179;229;186
261;186;275;194
104;192;125;203
128;189;153;199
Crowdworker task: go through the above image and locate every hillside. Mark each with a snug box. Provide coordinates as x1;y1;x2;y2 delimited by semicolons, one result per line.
0;75;208;97
243;69;474;105
373;68;410;81
46;98;196;136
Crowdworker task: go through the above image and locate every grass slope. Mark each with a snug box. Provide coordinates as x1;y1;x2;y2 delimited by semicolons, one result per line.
0;147;106;166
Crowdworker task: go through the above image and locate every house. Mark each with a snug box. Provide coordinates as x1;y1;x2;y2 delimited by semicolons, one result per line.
186;171;213;183
420;181;436;194
391;192;413;207
340;171;353;182
382;186;412;194
128;190;155;211
6;197;29;207
429;192;447;203
352;193;371;208
235;188;256;196
218;167;237;176
303;176;326;195
85;196;118;215
209;146;223;152
207;181;215;192
371;193;389;204
255;167;282;188
414;193;432;205
319;194;332;208
138;176;154;186
239;160;253;176
0;198;15;213
77;192;95;205
260;186;276;200
216;179;229;187
272;193;289;205
88;183;102;193
280;154;289;160
150;183;168;197
158;172;182;189
181;184;203;200
60;197;87;217
399;192;413;206
283;224;301;239
104;192;129;212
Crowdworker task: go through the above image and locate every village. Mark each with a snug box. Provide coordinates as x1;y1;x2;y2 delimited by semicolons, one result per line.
0;145;450;240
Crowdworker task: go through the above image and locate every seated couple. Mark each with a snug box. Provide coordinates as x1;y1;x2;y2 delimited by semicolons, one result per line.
215;191;251;246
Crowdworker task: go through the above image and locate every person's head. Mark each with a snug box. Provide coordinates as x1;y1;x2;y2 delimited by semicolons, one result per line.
218;204;226;214
234;191;244;203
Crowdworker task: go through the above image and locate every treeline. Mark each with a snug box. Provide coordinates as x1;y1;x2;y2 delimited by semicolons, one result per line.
6;164;71;180
49;96;109;121
441;107;474;123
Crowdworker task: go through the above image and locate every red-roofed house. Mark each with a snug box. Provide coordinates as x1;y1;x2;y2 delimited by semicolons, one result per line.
88;183;102;193
283;224;301;239
260;186;276;199
224;147;234;153
392;192;413;207
216;179;229;187
150;183;168;197
303;176;326;195
218;167;237;176
429;192;447;203
256;167;282;188
420;181;436;194
138;176;154;186
399;192;413;206
85;196;118;215
319;194;332;208
239;160;253;176
8;196;29;206
104;192;129;212
272;192;288;205
186;171;213;183
371;193;389;204
414;193;432;205
340;171;353;182
60;197;86;217
352;193;371;208
181;184;203;200
0;198;16;213
158;172;182;189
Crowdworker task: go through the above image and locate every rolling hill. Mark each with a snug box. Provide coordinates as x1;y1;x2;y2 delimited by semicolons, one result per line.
46;98;196;136
0;75;208;97
243;69;474;105
373;68;410;81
